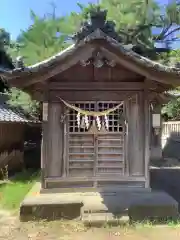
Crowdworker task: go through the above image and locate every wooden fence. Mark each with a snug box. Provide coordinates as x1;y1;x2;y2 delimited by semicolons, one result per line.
0;150;23;170
162;121;180;148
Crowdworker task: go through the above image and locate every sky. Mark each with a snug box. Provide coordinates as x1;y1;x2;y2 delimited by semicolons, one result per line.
1;0;97;39
0;0;178;48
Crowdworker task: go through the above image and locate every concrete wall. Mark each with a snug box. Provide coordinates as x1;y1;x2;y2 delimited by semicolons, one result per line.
162;122;180;160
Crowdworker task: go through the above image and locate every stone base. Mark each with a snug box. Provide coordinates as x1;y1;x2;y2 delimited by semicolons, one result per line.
20;201;83;221
20;182;83;221
128;191;179;222
19;183;179;222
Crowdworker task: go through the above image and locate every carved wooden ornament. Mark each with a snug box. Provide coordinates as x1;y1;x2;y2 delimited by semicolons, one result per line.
80;51;116;68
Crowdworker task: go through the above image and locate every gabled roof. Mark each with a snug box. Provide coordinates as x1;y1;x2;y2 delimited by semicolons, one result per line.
2;30;180;77
1;8;180;88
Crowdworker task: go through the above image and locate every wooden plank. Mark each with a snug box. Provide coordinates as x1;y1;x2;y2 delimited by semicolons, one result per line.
13;45;95;88
69;153;95;156
47;102;63;177
68;130;95;177
45;175;146;183
100;45;179;86
144;89;150;188
69;160;94;163
41;88;49;188
41;121;48;187
49;90;137;102
138;91;145;175
93;135;98;187
69;166;93;169
98;164;124;168
69;146;94;148
49;82;144;91
63;115;68;177
128;93;144;176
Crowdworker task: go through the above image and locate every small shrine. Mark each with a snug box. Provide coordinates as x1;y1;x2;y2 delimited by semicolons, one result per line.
1;8;180;191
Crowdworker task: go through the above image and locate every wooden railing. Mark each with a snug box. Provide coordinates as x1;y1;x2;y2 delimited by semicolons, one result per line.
162;121;180;148
162;121;180;137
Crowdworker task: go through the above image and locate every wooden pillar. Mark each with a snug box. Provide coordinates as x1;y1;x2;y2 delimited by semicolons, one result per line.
41;102;49;188
150;103;162;160
144;93;150;188
41;122;48;187
127;92;144;176
47;102;64;177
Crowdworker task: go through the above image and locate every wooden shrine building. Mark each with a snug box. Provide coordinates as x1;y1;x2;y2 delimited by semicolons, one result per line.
1;9;180;192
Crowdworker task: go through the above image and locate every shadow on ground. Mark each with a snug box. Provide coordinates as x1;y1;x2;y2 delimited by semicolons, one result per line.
150;168;180;212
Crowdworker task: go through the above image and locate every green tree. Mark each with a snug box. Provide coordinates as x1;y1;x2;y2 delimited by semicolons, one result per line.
7;1;180;118
14;10;69;65
7;88;40;117
0;29;39;116
0;28;10;50
14;1;180;63
101;0;180;57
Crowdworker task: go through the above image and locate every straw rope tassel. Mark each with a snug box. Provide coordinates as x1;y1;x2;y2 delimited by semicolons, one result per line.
96;116;101;130
104;115;109;130
76;112;80;128
84;115;89;129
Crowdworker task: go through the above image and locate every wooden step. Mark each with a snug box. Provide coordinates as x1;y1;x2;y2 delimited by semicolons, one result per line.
45;176;146;183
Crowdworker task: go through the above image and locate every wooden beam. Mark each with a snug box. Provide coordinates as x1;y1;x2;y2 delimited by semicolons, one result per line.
45;176;146;183
49;81;145;91
100;46;180;86
49;90;139;102
9;45;95;88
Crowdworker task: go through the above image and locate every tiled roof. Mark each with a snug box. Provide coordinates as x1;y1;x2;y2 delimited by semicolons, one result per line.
0;93;39;123
0;103;30;122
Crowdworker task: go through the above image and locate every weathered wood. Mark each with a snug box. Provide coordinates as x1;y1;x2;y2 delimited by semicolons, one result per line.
47;103;64;177
45;175;146;183
49;82;145;91
96;134;124;175
49;90;137;102
127;93;144;176
41;87;49;188
51;60;143;83
41;121;48;187
144;90;150;187
14;45;95;88
100;46;178;86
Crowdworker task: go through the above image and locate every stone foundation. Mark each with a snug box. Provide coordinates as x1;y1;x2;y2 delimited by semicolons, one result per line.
19;184;179;222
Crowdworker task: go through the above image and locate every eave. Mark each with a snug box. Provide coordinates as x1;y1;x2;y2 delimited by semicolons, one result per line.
1;29;180;89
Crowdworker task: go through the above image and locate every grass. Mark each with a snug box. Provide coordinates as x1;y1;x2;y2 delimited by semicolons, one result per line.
0;171;180;239
0;170;39;210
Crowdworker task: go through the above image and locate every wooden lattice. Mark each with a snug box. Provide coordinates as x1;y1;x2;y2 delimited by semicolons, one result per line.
67;101;125;179
68;102;124;133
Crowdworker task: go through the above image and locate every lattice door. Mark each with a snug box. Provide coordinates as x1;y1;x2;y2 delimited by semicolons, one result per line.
96;102;125;175
66;101;126;177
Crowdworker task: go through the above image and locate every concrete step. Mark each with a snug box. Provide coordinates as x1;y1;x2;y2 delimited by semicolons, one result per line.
82;212;129;227
83;207;128;215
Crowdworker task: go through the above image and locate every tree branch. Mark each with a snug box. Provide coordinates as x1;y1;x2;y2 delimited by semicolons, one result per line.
163;26;180;39
156;23;172;40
